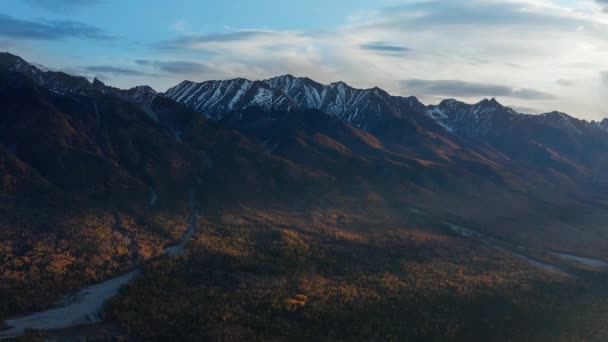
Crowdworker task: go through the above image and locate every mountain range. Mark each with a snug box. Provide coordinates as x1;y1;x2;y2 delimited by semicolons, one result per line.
3;50;608;224
164;62;608;187
3;50;608;232
3;51;608;340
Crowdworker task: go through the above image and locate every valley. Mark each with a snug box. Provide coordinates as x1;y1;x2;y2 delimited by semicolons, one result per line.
2;52;608;340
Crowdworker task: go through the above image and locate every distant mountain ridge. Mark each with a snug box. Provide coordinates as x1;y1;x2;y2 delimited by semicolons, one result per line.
0;52;157;104
426;97;608;138
164;73;608;141
3;51;606;138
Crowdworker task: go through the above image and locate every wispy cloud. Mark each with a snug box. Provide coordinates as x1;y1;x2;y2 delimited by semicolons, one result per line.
135;60;213;74
0;13;112;41
157;30;275;49
509;105;544;114
152;28;332;82
359;42;411;54
350;0;594;31
401;79;556;100
85;65;151;76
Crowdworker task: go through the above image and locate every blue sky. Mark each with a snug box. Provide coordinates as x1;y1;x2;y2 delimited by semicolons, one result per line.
2;0;608;120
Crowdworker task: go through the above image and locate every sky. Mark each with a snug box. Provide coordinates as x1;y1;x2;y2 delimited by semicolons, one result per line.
1;0;608;120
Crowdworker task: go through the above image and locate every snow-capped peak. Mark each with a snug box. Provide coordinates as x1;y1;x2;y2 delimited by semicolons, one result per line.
164;78;296;119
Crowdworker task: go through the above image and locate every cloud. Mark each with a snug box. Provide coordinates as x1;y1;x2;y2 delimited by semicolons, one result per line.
25;0;104;13
85;65;150;76
151;29;332;82
359;42;411;54
401;79;556;100
158;30;275;49
0;13;112;41
509;105;544;114
353;0;591;31
135;60;213;74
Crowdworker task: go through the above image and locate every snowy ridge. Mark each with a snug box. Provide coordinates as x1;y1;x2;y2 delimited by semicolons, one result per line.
264;75;425;128
265;74;326;108
165;74;427;130
164;79;296;120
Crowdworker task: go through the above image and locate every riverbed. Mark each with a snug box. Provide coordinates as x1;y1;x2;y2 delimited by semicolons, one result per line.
444;222;573;277
0;190;199;338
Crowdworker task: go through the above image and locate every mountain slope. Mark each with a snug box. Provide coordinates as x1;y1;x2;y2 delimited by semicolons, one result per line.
0;66;321;321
